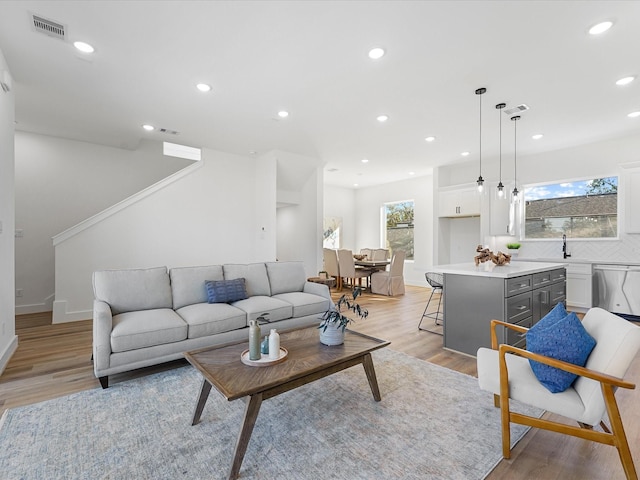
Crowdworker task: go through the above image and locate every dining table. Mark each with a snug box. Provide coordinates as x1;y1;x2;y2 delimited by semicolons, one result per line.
354;259;390;269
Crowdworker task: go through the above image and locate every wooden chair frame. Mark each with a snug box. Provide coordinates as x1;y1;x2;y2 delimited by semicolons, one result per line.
489;319;638;480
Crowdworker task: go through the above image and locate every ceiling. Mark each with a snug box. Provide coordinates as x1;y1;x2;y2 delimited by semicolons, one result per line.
0;1;639;189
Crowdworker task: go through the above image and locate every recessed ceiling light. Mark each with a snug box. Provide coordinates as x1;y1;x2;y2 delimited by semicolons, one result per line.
73;41;95;53
408;172;415;176
353;183;359;187
196;83;212;92
616;76;636;86
278;111;289;118
461;151;470;157
368;47;385;60
377;115;389;122
532;134;544;140
588;21;613;35
425;136;436;142
142;124;155;131
628;111;640;118
361;159;369;163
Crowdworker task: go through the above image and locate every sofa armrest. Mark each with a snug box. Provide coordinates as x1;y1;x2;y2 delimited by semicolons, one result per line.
93;300;113;372
303;280;330;298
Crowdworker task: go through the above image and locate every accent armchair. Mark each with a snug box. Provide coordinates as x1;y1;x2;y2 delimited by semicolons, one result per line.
477;308;640;479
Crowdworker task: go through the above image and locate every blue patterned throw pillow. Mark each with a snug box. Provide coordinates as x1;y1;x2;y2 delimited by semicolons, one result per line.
526;307;596;393
205;278;248;304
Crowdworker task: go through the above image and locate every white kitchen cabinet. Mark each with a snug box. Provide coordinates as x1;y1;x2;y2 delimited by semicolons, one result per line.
490;195;512;236
625;167;640;233
566;262;593;309
438;187;481;218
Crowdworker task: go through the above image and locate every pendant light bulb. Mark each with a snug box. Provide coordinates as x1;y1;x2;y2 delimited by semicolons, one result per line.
477;176;484;193
497;181;504;197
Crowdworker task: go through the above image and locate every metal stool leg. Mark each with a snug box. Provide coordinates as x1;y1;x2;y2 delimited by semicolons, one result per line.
418;286;443;335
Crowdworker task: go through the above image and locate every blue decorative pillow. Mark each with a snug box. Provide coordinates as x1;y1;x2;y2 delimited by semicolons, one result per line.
526;309;596;393
205;278;248;304
534;302;568;329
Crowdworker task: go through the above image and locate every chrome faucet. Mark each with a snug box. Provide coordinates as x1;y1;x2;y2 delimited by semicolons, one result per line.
562;234;571;259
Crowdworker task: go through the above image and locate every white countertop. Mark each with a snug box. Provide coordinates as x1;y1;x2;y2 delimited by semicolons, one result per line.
432;261;568;278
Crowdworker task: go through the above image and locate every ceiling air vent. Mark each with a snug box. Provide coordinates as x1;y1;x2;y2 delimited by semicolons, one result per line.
158;128;179;135
31;14;67;41
504;104;530;116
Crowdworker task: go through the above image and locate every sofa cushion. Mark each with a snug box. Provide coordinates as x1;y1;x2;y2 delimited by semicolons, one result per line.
272;292;331;318
231;296;293;323
111;308;187;353
176;303;247;339
224;263;271;296
205;278;248;304
266;261;306;295
93;266;172;315
170;265;224;309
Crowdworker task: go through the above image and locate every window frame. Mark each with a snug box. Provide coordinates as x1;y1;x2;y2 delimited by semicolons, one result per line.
521;175;619;241
382;199;415;260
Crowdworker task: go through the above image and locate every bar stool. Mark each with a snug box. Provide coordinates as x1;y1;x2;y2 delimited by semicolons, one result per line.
418;272;444;335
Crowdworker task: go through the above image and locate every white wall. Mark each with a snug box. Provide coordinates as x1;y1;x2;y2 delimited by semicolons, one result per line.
354;174;434;286
0;48;17;374
275;150;324;276
323;185;356;251
437;132;640;264
53;147;271;322
14;132;193;314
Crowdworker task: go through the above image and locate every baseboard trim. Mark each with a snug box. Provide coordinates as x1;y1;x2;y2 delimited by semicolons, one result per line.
52;300;91;324
0;335;18;376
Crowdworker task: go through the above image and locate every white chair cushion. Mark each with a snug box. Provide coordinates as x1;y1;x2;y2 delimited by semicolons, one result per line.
574;308;640;425
477;347;588;423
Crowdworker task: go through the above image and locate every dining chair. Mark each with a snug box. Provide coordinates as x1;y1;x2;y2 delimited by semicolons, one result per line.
360;248;372;259
337;249;370;290
477;308;640;479
370;250;405;295
371;248;389;261
323;248;341;290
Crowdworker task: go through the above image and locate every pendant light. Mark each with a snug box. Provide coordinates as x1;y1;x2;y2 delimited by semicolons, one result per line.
496;103;506;198
511;115;521;203
475;87;486;193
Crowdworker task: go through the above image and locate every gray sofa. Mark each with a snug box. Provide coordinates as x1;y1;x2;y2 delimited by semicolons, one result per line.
92;261;332;388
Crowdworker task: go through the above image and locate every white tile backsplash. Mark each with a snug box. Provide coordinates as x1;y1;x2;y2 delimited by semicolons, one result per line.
518;234;640;264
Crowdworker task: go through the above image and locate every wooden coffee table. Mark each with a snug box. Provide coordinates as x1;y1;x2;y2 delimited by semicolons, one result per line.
184;326;390;480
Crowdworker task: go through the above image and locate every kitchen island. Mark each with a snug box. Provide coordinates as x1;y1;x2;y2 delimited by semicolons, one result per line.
432;261;567;356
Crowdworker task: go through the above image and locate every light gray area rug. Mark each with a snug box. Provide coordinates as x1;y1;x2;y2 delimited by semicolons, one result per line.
0;348;541;480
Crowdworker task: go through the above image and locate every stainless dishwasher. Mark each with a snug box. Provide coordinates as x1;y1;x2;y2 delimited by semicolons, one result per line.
593;264;640;318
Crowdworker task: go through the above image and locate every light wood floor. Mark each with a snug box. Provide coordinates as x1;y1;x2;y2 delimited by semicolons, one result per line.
1;285;637;479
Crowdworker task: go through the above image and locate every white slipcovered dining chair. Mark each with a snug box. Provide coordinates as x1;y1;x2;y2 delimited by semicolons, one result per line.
337;249;370;290
477;308;640;479
323;248;341;290
360;248;372;259
371;248;389;261
370;250;405;296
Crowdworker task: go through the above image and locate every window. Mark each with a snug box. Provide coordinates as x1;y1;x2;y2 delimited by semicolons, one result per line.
524;177;618;239
384;200;414;259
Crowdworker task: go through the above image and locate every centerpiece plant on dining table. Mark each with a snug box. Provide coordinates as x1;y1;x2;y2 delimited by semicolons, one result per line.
318;287;368;345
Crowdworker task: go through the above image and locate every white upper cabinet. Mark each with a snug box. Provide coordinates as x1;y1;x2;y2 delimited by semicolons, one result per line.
490;195;512;236
625;167;640;234
438;187;481;217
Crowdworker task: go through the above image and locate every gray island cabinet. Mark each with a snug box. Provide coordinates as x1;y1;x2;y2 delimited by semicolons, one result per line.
432;262;567;356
